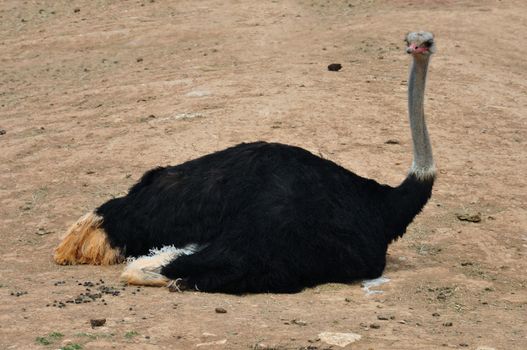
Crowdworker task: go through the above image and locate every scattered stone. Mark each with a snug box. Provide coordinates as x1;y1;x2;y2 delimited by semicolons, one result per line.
459;343;469;347
344;297;352;302
432;312;440;317
370;323;381;329
319;332;361;347
327;63;342;71
456;212;481;223
377;315;393;320
0;129;6;135
196;339;227;347
36;227;54;235
385;139;400;144
73;8;80;13
291;319;307;326
214;307;227;314
10;291;28;297
136;58;144;62
86;170;96;175
461;261;473;266
99;285;120;296
90;318;106;327
443;321;453;327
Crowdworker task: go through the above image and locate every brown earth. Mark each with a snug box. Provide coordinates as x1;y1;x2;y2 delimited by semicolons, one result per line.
1;0;526;349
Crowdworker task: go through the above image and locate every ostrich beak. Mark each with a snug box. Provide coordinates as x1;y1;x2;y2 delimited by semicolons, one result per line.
406;43;428;54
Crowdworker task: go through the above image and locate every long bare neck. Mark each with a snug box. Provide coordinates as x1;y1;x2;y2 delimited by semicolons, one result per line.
408;55;435;180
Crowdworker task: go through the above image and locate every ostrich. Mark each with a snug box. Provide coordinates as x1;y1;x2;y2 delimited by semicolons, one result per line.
54;31;436;294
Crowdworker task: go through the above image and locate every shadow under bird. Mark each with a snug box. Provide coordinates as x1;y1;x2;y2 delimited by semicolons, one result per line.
54;31;437;294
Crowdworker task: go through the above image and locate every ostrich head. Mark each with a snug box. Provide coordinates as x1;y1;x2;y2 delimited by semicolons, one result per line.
405;31;435;56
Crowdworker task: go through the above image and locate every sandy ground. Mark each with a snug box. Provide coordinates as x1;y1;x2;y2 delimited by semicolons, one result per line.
1;0;526;349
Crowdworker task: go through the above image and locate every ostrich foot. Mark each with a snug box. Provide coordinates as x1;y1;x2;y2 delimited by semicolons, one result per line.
120;245;198;287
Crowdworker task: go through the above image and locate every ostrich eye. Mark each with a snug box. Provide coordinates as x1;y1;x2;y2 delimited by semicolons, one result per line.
424;41;433;48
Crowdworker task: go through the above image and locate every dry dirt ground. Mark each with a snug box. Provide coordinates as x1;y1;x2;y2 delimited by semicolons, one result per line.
1;0;526;349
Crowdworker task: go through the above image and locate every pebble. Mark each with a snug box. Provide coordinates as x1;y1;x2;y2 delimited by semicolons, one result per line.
443;321;453;327
377;314;393;320
291;319;307;326
370;323;381;329
456;212;481;223
327;63;342;72
215;307;227;314
90;318;106;327
0;129;6;135
318;332;361;347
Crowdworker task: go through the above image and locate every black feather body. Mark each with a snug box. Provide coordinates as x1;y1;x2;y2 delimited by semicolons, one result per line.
97;141;433;293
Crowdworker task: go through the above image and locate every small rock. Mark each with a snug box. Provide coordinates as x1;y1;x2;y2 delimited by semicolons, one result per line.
74;8;80;13
291;319;307;326
0;129;6;135
432;312;440;317
377;315;393;320
214;307;227;314
459;343;469;347
319;332;361;347
370;323;381;329
327;63;342;72
443;321;453;327
385;139;400;144
196;339;227;347
36;227;54;235
136;58;144;62
90;318;106;327
456;212;481;223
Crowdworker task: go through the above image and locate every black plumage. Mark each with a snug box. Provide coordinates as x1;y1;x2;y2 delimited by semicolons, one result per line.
97;141;433;293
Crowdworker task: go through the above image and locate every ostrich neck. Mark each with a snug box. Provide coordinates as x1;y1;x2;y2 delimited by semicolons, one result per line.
408;55;435;180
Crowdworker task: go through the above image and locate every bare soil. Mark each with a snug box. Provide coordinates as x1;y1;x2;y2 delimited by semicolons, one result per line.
1;1;526;349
